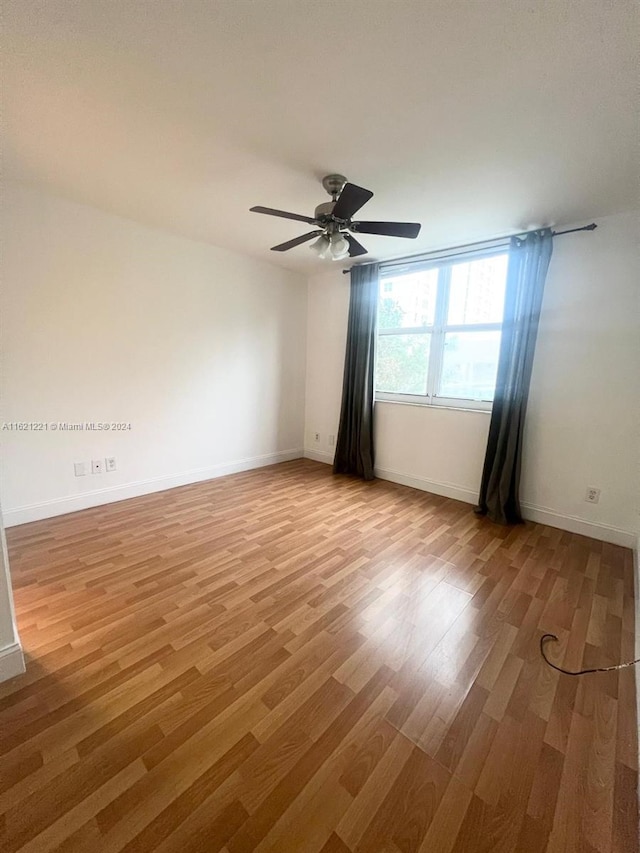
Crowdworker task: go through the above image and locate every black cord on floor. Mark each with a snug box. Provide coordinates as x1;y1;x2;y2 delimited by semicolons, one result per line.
540;633;640;676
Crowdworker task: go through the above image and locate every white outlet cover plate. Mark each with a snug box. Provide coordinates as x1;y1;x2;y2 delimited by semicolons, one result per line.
91;460;103;474
105;457;116;472
74;462;86;477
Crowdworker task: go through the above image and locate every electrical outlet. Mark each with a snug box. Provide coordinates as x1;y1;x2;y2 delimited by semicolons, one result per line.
328;434;335;446
314;432;320;443
74;462;86;477
105;456;117;472
91;459;103;475
585;487;600;504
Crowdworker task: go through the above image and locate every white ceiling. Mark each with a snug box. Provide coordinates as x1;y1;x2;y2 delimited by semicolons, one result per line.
3;0;638;273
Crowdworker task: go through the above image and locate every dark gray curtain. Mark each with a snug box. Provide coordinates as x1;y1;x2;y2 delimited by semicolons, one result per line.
475;229;553;524
333;262;380;480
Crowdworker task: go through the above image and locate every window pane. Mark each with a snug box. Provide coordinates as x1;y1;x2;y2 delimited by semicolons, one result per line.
439;331;501;401
448;254;508;325
376;333;430;395
378;270;438;329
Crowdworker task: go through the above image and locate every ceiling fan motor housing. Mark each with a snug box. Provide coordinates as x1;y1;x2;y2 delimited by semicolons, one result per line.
314;200;337;222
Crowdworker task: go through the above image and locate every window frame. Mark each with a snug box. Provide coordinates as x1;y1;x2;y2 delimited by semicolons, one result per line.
375;247;508;412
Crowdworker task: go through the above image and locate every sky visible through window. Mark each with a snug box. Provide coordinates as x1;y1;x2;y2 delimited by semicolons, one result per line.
448;255;507;325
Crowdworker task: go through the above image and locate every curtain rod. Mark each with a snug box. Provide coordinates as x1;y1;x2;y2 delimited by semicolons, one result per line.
341;223;597;274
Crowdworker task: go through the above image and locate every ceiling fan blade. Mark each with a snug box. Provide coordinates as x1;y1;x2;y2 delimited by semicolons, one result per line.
270;230;323;252
346;235;368;257
250;206;316;224
352;221;421;239
331;183;374;220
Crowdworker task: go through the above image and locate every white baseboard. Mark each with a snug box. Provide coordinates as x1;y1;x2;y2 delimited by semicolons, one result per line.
3;448;303;527
303;448;335;465
0;642;25;683
519;503;636;548
375;466;478;505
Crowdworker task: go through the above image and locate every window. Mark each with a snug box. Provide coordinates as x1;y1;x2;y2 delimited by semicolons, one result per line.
376;251;508;409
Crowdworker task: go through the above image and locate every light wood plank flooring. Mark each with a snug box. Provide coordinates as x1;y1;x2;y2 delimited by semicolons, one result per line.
1;459;637;852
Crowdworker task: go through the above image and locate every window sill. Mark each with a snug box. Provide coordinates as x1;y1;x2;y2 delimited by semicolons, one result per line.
375;397;492;415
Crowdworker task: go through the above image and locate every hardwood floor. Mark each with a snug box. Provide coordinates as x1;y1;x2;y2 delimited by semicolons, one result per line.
0;459;637;852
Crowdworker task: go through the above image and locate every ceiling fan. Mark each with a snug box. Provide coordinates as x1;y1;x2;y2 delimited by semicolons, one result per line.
250;174;421;260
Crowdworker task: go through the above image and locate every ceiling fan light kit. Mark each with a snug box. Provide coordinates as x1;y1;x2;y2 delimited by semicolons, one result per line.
309;234;331;258
250;175;422;260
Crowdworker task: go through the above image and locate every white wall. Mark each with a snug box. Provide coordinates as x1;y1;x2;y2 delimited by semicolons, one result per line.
520;212;639;543
0;504;24;681
305;211;640;547
1;184;307;524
